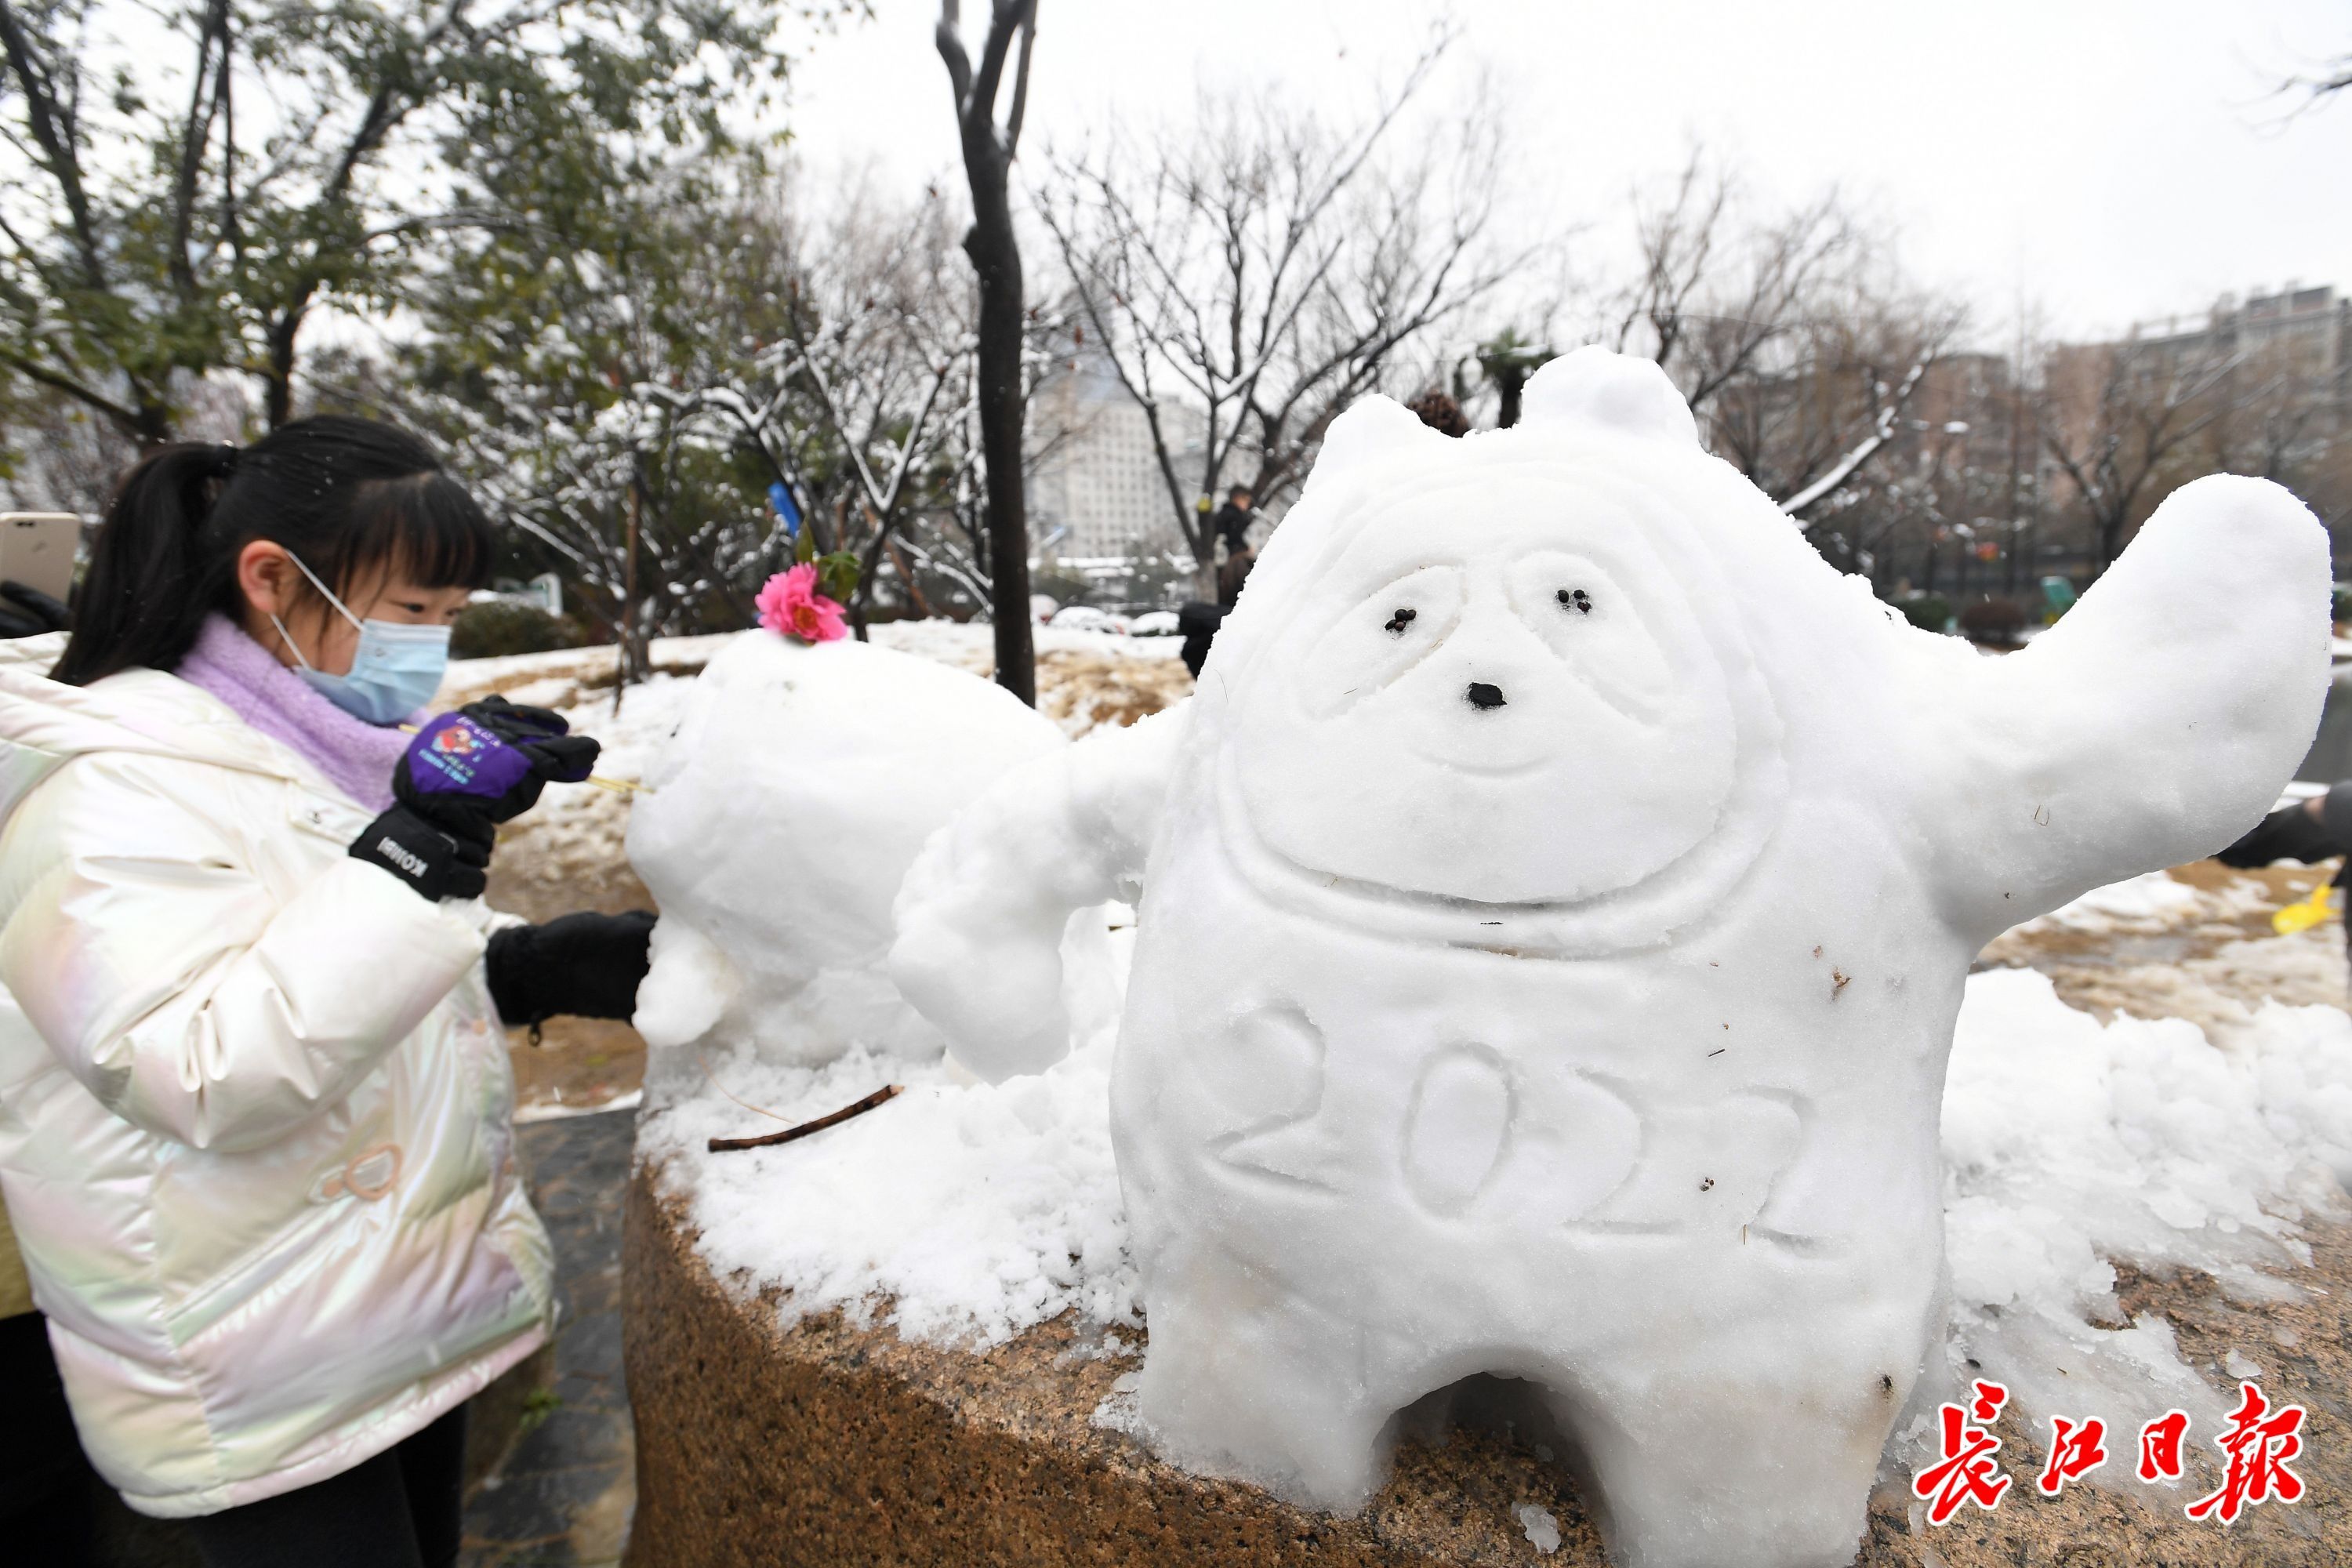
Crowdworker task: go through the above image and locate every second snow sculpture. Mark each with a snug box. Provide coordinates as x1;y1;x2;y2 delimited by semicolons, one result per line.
890;347;2331;1567
628;631;1113;1064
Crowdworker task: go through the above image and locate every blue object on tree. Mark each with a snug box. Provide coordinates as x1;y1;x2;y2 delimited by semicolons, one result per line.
768;481;801;538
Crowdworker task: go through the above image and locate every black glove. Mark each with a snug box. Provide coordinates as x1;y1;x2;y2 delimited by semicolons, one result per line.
485;910;658;1028
459;693;572;746
0;580;71;638
349;804;493;902
392;697;601;847
351;698;597;902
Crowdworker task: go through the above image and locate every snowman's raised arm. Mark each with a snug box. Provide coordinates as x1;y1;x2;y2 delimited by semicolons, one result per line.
1915;475;2331;943
890;700;1190;1081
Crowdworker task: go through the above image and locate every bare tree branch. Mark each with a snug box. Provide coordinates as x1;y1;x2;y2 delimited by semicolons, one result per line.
1004;5;1036;157
1780;358;1930;518
1035;30;1511;595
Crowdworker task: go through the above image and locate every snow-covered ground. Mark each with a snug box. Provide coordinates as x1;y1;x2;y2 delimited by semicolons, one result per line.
1981;865;2350;1044
868;621;1191;737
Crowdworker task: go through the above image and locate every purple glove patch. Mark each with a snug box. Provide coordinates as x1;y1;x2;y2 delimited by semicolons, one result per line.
405;713;536;798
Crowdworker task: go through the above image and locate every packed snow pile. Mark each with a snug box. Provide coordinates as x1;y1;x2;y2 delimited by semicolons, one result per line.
622;631;1118;1065
1938;965;2352;1445
881;346;2332;1565
641;1030;1137;1346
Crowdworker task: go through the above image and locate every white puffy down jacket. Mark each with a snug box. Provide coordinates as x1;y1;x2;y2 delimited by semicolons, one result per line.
0;635;554;1518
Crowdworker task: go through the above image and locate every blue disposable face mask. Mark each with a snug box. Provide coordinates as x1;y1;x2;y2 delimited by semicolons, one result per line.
269;553;453;727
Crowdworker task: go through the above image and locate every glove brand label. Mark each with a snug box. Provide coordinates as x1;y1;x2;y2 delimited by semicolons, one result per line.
408;713;535;799
375;837;428;879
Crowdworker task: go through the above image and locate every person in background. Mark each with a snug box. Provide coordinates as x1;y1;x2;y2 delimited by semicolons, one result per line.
1216;545;1257;611
1179;486;1268;682
1178;549;1262;681
1211;485;1256;564
0;417;653;1568
1178;599;1223;681
2216;785;2352;985
2214;785;2352;869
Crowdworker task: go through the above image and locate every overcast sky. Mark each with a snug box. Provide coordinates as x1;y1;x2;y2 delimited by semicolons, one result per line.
782;0;2352;345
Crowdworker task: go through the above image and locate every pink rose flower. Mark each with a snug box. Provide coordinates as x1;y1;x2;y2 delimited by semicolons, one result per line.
757;564;848;644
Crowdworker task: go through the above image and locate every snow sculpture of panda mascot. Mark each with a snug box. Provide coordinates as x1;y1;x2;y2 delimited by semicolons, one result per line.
888;346;2330;1568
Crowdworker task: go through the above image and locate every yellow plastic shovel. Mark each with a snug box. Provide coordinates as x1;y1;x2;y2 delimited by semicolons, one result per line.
2272;880;2339;935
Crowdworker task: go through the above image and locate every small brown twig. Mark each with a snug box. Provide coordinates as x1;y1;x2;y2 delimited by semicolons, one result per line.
707;1084;905;1153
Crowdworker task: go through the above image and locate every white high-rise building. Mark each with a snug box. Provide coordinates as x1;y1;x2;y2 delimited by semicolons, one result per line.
1029;339;1205;564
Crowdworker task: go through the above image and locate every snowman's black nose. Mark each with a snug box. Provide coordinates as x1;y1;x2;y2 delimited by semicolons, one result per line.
1465;682;1507;711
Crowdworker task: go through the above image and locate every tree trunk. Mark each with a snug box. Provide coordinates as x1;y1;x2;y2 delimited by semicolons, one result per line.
2094;509;2125;582
615;477;646;713
944;2;1038;706
967;207;1035;703
263;303;305;429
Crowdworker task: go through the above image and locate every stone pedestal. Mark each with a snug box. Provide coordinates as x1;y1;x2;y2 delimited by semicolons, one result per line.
624;1165;2350;1567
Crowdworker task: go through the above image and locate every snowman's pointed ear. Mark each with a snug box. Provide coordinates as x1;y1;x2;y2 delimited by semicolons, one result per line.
1311;394;1441;483
1521;346;1699;448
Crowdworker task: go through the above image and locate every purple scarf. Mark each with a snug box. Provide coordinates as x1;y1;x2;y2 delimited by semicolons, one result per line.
175;615;412;811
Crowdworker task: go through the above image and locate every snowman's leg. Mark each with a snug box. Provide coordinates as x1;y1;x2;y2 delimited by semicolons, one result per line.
1134;1249;1396;1512
1541;1368;1885;1568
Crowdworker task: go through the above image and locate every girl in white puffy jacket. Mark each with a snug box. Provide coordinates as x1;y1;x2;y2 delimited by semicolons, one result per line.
0;418;655;1567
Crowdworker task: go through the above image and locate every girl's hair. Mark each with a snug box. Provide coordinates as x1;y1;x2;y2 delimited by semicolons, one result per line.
53;415;496;686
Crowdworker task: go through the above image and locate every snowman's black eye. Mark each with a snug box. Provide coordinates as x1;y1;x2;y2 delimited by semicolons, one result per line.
1384;606;1418;635
1557;588;1592;615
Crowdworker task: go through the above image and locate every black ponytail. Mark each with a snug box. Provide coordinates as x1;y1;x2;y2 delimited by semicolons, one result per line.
53;415;498;687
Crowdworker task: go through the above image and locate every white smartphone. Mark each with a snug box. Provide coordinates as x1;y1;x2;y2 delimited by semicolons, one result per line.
0;514;82;604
